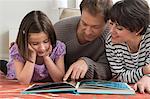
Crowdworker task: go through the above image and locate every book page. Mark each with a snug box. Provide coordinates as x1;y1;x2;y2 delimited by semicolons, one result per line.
25;82;75;91
78;79;130;90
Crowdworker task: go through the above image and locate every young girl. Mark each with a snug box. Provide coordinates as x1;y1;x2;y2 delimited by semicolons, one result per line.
106;0;150;93
6;10;66;84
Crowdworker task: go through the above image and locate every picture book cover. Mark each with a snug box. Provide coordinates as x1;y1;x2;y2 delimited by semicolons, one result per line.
22;79;135;95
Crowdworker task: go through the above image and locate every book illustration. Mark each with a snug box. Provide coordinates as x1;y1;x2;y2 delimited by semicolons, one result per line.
22;82;77;94
22;79;135;95
79;80;129;89
26;82;75;91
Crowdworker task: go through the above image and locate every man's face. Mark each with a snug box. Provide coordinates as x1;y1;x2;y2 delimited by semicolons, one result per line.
77;10;106;44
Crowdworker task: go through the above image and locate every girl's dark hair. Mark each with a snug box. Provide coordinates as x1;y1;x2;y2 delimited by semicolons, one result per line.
109;0;150;35
16;10;56;60
80;0;113;22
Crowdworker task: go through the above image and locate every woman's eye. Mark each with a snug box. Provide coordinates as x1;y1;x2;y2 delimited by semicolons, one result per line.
109;22;113;25
108;20;113;25
116;26;123;30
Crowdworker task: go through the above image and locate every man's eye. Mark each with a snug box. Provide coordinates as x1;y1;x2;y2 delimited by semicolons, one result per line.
93;26;100;29
82;21;87;26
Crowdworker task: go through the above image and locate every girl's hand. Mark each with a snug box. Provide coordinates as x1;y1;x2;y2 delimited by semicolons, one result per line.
28;43;36;53
28;43;36;61
43;45;52;58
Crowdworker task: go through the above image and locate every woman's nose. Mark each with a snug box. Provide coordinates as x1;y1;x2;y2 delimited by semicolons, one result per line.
109;25;116;33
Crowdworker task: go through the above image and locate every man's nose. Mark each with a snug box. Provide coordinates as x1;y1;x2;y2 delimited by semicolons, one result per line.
85;26;92;35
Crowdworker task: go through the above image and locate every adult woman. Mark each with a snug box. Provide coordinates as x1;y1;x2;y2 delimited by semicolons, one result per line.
106;0;150;93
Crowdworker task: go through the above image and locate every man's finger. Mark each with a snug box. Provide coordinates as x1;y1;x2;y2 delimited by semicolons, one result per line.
71;68;78;80
63;66;73;81
75;69;82;79
80;69;86;78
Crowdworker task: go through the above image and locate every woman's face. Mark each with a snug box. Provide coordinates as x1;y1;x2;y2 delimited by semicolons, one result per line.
28;32;51;56
108;20;135;44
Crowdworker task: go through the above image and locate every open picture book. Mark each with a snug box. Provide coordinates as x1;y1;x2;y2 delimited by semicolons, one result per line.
22;79;135;95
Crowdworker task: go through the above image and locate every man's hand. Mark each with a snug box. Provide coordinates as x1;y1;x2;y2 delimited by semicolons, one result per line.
63;59;88;81
133;75;150;94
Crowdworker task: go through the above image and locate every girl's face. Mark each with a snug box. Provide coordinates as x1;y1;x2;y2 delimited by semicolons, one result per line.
28;32;51;56
108;20;136;44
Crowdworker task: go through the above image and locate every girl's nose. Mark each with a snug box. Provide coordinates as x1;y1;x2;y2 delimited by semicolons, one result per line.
39;44;46;51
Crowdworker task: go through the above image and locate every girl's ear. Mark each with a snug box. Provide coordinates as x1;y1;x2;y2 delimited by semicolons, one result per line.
136;28;143;36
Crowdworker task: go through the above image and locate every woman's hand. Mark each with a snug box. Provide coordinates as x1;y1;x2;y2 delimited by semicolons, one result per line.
143;64;150;74
133;75;150;94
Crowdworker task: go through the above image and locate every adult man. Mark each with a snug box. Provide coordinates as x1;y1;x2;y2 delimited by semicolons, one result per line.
54;0;112;81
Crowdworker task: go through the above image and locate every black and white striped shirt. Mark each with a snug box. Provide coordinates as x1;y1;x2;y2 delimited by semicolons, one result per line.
106;27;150;83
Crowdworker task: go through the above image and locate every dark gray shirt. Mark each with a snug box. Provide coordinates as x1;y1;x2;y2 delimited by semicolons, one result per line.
54;16;112;80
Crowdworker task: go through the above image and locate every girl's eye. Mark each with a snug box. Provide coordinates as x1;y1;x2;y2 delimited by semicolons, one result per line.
32;43;38;45
44;40;49;43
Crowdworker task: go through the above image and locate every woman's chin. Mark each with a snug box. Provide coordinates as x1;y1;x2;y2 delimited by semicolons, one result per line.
112;40;124;44
112;39;118;44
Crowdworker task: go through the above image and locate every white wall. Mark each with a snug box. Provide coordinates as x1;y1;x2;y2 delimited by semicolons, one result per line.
76;0;150;7
1;0;149;60
0;0;68;60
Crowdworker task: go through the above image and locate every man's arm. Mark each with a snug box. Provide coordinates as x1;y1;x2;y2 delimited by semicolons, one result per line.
81;55;112;80
63;55;112;81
